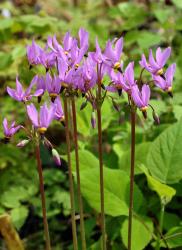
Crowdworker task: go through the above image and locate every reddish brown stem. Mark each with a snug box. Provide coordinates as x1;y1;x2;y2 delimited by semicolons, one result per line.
128;109;136;250
64;98;78;250
35;143;51;250
71;98;87;250
97;82;107;250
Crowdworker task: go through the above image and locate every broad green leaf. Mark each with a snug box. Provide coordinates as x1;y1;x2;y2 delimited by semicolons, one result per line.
119;142;151;175
71;149;99;171
137;32;161;49
140;166;176;205
153;9;173;23
172;0;182;9
78;167;143;216
173;105;182;120
147;119;182;184
11;206;29;230
160;226;182;248
121;216;154;250
163;212;180;231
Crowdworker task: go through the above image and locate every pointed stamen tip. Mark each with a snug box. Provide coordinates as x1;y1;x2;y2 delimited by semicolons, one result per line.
156;68;164;76
114;62;121;70
50;93;58;102
166;87;173;97
38;127;47;134
75;63;79;69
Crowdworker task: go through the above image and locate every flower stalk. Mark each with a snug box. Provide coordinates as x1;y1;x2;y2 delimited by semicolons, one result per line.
156;203;165;250
64;97;78;250
97;81;106;250
128;105;136;250
35;143;51;250
71;97;87;250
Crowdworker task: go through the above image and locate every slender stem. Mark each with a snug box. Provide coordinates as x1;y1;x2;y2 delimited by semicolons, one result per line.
35;143;51;250
128;108;136;250
97;81;106;250
156;203;165;250
64;98;78;250
71;98;87;250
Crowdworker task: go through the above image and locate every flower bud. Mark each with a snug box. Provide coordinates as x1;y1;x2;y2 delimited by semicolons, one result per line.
17;139;30;148
43;139;53;151
80;101;88;111
112;99;120;112
52;148;61;166
152;111;160;125
91;111;96;129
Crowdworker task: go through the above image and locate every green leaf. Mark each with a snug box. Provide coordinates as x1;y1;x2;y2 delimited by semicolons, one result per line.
160;226;182;248
172;0;182;9
11;206;29;230
140;166;176;205
147;119;182;184
137;32;161;49
121;216;154;250
78;167;143;216
119;142;151;175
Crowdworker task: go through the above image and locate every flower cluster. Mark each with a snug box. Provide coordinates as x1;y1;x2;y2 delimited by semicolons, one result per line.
3;28;176;142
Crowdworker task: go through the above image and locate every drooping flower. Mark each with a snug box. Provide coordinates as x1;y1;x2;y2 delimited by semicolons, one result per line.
7;76;43;102
131;84;151;111
52;97;64;121
140;47;171;75
45;73;61;101
39;51;56;70
27;40;43;66
76;58;97;93
105;69;124;95
152;63;176;94
3;118;21;138
26;103;56;133
104;37;123;69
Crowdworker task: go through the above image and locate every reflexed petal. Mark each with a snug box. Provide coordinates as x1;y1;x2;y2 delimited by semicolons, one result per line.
142;84;150;106
26;103;39;127
149;49;158;69
40;104;49;127
157;47;171;67
153;75;166;90
165;63;176;85
131;85;143;108
3;118;9;135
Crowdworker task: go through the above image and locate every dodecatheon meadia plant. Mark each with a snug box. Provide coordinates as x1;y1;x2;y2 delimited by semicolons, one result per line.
140;47;171;75
27;40;43;66
45;73;61;101
2;118;22;139
26;103;56;134
7;76;43;102
152;63;176;96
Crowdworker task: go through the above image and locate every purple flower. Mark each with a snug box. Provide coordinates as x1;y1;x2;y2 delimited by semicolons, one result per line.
79;28;89;52
52;148;61;166
131;84;151;111
104;37;123;69
45;73;61;100
27;40;43;65
7;76;43;102
76;58;97;92
39;51;56;69
140;47;171;75
90;38;106;64
3;118;21;138
52;97;64;121
152;63;176;93
36;75;46;94
26;103;56;133
106;69;124;94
